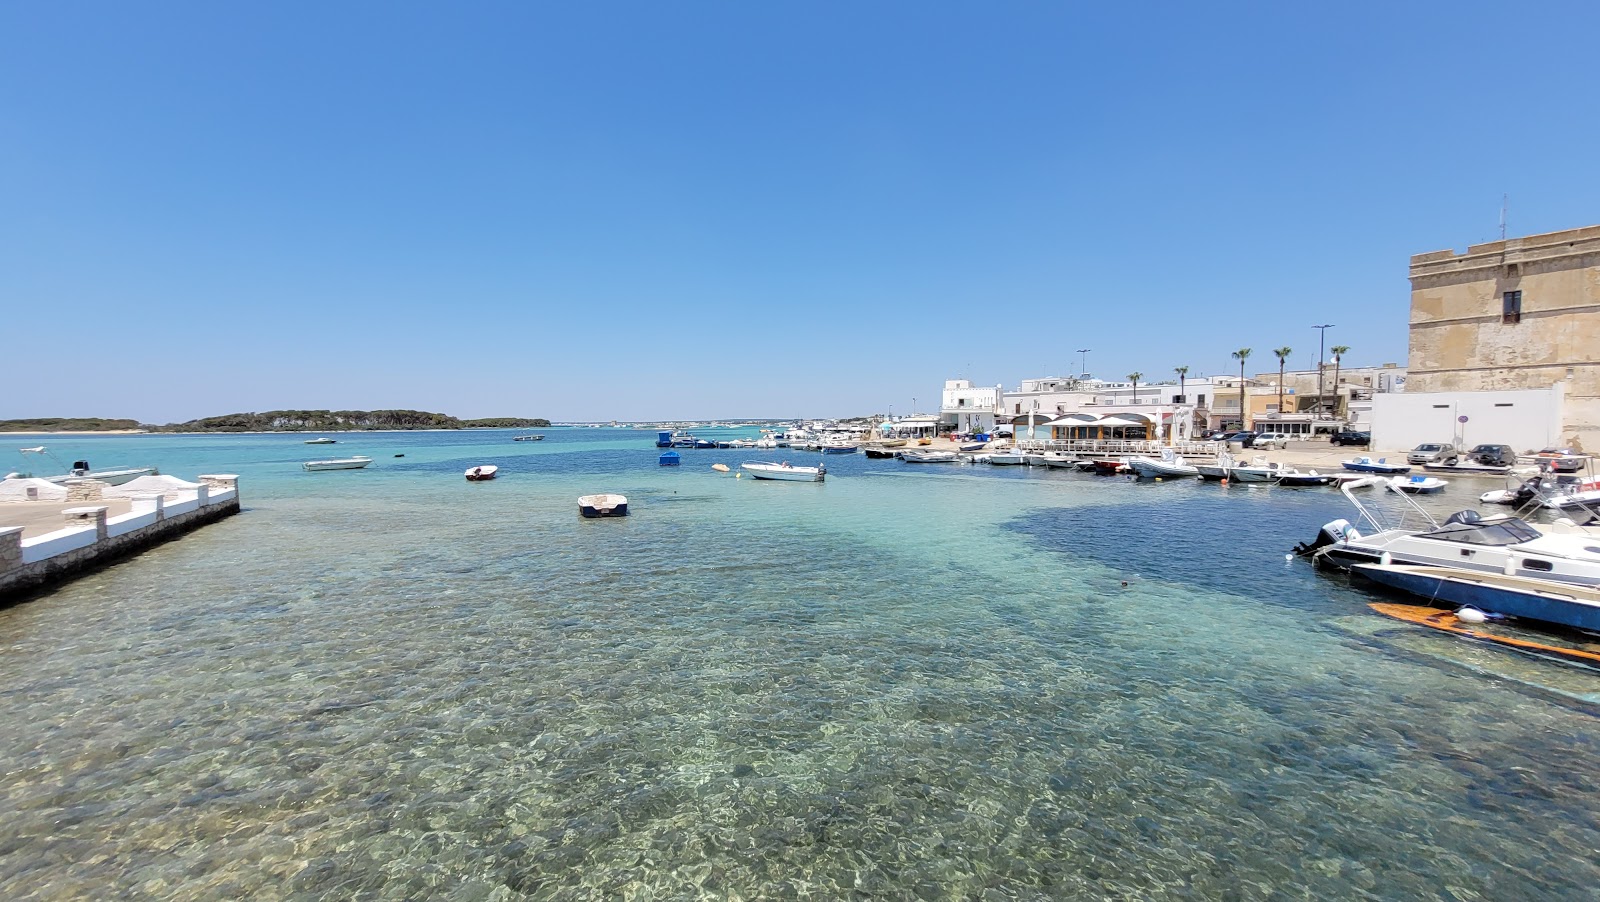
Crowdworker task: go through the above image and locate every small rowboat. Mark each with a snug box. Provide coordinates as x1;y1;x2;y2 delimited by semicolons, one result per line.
578;493;628;517
303;456;371;471
465;465;498;481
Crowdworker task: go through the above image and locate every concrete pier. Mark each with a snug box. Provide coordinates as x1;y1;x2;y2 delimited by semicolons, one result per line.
0;475;240;601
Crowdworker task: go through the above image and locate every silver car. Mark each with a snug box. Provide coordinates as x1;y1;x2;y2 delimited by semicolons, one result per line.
1406;442;1456;465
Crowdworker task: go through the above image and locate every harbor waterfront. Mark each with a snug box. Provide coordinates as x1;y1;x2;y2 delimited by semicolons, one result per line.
2;428;1599;897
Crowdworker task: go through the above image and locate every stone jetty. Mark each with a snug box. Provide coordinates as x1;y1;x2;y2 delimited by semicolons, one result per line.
0;475;240;600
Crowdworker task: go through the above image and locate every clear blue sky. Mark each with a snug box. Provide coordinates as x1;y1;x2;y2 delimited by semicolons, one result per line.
4;2;1598;423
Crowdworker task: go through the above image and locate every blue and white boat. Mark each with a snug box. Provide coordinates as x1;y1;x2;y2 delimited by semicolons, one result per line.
1341;457;1411;475
1353;563;1600;633
659;451;681;467
821;445;858;454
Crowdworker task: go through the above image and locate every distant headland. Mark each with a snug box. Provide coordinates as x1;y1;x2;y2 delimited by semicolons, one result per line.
1;410;550;433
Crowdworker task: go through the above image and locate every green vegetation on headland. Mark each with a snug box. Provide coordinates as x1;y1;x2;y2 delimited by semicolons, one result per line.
0;417;144;432
147;410;551;432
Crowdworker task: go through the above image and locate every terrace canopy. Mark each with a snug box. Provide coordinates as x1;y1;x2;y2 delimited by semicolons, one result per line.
1046;413;1152;440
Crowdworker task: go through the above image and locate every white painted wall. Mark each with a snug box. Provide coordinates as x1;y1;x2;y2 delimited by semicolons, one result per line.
1370;385;1565;453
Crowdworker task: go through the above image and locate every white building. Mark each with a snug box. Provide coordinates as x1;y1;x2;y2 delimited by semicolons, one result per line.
938;380;1002;433
1370;385;1565;453
998;375;1220;442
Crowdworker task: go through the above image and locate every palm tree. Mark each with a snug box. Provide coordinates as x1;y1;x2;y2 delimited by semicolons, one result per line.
1174;365;1189;402
1329;345;1350;417
1273;346;1293;414
1231;348;1252;430
1127;372;1142;404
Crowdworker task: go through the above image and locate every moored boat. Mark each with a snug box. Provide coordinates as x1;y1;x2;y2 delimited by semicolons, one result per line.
900;450;959;463
1091;459;1127;475
513;435;545;442
1390;474;1448;494
1274;468;1336;487
741;461;825;482
863;447;899;459
304;437;338;444
1128;448;1198;479
578;493;629;517
1341;456;1411;474
303;456;372;471
659;451;681;466
1355;564;1600;633
1295;477;1600;588
465;465;498;481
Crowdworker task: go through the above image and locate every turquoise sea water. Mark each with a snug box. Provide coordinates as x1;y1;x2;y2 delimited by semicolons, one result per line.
2;429;1598;899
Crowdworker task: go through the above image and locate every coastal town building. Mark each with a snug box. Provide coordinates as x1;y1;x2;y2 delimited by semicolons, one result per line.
1402;224;1600;450
999;375;1217;442
938;380;1003;434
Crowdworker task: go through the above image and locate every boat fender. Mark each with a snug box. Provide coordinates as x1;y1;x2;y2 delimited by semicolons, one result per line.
1456;607;1488;624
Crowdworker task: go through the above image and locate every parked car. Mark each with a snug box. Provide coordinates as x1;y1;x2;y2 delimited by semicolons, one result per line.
1461;444;1517;467
1406;442;1456;465
1330;430;1371;447
1226;431;1260;448
1252;432;1293;450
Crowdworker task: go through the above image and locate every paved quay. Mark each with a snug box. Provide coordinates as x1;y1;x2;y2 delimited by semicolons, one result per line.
1;499;135;538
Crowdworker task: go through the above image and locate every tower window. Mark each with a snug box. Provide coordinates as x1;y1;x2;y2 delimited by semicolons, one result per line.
1502;290;1522;324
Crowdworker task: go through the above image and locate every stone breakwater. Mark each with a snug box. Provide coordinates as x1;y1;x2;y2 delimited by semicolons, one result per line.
0;475;240;600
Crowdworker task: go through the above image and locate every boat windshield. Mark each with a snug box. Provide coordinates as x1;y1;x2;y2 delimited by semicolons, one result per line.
1419;518;1543;546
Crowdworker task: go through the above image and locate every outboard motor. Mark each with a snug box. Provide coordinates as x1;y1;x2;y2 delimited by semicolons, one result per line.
1442;509;1482;526
71;460;91;476
1292;518;1358;557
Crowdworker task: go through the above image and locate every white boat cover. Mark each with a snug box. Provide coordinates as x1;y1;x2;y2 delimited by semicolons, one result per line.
0;477;69;502
101;474;203;499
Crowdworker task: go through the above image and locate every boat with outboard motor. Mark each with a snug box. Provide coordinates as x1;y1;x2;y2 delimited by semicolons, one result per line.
1274;468;1336;487
1127;448;1199;479
578;493;629;517
1294;477;1600;588
7;446;159;486
741;460;825;482
1195;451;1233;481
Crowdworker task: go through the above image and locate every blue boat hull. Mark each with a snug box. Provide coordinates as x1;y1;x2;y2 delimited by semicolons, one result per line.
1341;463;1411;474
1355;565;1600;633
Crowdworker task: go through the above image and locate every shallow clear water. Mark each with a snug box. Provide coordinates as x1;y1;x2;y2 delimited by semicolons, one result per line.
2;430;1598;899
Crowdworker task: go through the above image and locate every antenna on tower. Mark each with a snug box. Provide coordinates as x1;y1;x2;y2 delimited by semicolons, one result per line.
1499;194;1508;240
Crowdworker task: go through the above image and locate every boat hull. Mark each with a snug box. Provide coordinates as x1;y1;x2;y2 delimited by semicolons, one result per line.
303;457;372;471
465;465;498;481
578;494;629;517
741;462;825;482
47;467;159;486
1355;564;1600;633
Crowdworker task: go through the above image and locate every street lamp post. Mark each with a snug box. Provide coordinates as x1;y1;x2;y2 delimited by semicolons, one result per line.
1076;348;1090;377
1313;324;1334;417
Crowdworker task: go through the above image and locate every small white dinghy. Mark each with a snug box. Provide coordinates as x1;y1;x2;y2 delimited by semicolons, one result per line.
465;465;498;481
303;456;372;471
1391;474;1448;494
578;493;628;517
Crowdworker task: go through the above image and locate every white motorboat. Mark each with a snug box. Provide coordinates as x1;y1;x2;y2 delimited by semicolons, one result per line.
1390;474;1448;494
578;493;628;517
982;450;1027;465
1195;451;1234;481
512;435;544;442
1127;448;1199;479
465;465;498;481
1295;477;1600;588
741;461;825;482
1273;468;1336;487
304;437;338;444
303;456;373;471
901;450;960;463
12;447;158;486
1229;457;1284;483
